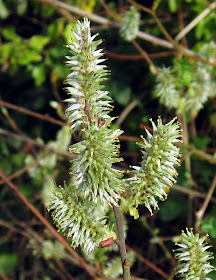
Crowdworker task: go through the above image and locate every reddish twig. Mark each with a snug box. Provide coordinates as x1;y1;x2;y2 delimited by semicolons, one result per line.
105;50;176;60
0;100;66;127
126;245;169;279
131;40;158;75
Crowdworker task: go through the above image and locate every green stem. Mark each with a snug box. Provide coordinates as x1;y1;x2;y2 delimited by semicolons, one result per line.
113;205;131;280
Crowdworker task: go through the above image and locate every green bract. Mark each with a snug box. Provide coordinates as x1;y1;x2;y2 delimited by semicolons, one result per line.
174;228;214;279
127;117;181;215
120;6;140;42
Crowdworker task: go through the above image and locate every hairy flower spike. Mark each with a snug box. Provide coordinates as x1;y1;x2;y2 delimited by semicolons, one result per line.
65;18;112;130
48;183;108;254
174;228;214;279
70;122;124;205
120;6;140;41
127;117;181;214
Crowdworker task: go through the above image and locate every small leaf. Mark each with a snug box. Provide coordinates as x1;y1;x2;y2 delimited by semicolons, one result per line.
31;64;46;86
129;207;139;219
29;35;50;52
0;253;18;275
0;0;9;19
17;49;42;65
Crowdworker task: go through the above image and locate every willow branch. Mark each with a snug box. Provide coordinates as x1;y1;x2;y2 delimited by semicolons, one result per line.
195;173;216;231
175;1;216;42
113;205;131;280
131;40;158;75
0;128;75;159
0;100;66;127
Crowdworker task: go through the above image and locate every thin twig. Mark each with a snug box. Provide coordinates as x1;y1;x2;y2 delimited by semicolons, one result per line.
142;218;177;266
113;205;131;280
173;184;216;203
105;50;176;60
0;157;41;186
115;93;145;127
0;100;66;127
0;128;75;159
195;173;216;232
0;169;97;280
131;40;158;75
126;245;169;279
175;1;216;42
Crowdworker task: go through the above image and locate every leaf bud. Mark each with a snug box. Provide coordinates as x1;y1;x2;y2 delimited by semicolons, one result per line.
99;237;115;248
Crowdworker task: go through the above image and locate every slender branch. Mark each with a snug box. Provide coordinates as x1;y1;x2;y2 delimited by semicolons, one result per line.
0;157;41;186
105;50;176;60
126;245;169;279
0;100;66;127
113;205;131;280
175;1;216;42
131;40;158;75
173;184;216;203
0;169;97;280
142;218;176;266
195;173;216;231
0;128;75;159
115;93;145;127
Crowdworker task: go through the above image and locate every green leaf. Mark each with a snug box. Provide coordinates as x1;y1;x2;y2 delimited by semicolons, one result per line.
2;26;20;41
111;83;131;106
159;199;184;221
193;136;210;149
0;0;9;19
201;217;216;238
0;253;18;275
29;35;50;52
63;22;77;43
0;43;13;63
48;20;64;39
31;64;46;86
17;49;42;65
129;207;139;219
17;0;27;15
168;0;178;13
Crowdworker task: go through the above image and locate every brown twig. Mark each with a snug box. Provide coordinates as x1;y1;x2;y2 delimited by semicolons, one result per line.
113;205;131;280
0;128;74;159
0;157;41;186
0;100;66;127
175;1;216;42
195;173;216;232
131;40;158;75
126;245;169;279
0;169;97;280
105;50;176;60
115;93;145;127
